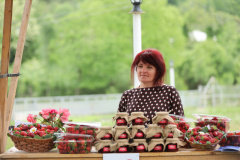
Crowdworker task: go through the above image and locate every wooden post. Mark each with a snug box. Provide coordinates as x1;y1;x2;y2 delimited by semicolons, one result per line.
3;0;32;153
0;0;13;154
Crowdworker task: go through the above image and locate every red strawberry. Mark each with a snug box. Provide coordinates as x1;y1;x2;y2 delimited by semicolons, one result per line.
87;130;93;135
54;127;59;132
66;146;71;152
46;125;53;130
29;125;34;129
39;128;46;131
14;131;20;135
80;150;86;154
79;146;85;150
86;147;91;152
81;131;87;134
67;127;75;132
74;130;80;134
212;138;218;143
79;126;85;132
79;140;86;146
218;132;223;139
71;142;78;148
189;136;195;142
195;136;201;141
57;145;64;150
213;131;219;137
193;131;198;136
14;127;21;131
201;135;210;141
22;125;29;131
36;123;41;129
38;131;45;137
46;129;51;133
236;132;240;135
27;132;35;138
228;132;235;136
73;148;79;153
20;131;27;136
199;140;206;144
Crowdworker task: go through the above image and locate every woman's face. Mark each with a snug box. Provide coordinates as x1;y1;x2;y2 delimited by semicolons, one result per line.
136;60;156;86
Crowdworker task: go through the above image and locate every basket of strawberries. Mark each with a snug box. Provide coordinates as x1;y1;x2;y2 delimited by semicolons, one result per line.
185;126;226;150
8;108;70;152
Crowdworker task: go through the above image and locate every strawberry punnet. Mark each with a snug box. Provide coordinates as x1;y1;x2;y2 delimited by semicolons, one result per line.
185;126;226;148
54;133;94;154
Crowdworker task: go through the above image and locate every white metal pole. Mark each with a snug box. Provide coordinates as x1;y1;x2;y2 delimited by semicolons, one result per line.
133;13;142;88
170;60;175;87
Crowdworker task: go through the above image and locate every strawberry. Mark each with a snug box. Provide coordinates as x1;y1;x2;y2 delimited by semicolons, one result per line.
217;132;223;139
66;146;71;152
39;128;46;132
86;141;92;147
38;131;45;137
22;125;29;131
195;135;201;141
36;123;41;129
46;129;51;133
236;132;240;135
201;135;210;141
209;138;218;144
27;132;35;138
46;125;53;130
199;140;206;144
29;125;34;129
80;150;86;154
86;147;91;152
79;146;85;150
213;131;219;137
67;127;75;133
54;127;59;132
20;131;27;137
79;126;85;132
14;127;21;131
73;130;80;134
70;142;78;148
73;148;79;153
87;130;93;135
189;136;195;142
228;132;235;136
57;145;64;150
193;131;198;136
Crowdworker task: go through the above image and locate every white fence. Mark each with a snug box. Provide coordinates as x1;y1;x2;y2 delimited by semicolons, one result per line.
12;85;240;121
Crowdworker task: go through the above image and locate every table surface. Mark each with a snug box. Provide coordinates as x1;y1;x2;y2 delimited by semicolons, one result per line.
0;147;240;160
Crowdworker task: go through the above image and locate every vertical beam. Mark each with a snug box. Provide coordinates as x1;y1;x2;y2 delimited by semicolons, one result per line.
3;0;33;152
0;0;13;154
132;13;142;88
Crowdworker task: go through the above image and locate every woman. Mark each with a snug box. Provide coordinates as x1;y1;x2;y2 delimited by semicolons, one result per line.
117;48;184;124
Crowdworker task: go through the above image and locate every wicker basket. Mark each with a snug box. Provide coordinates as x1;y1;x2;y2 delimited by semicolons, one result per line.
186;139;219;151
8;133;55;152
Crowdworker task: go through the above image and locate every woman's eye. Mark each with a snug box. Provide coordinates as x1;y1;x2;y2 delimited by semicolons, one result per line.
148;66;153;69
138;65;143;68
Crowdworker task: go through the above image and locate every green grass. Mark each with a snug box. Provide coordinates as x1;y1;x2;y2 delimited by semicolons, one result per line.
6;106;240;151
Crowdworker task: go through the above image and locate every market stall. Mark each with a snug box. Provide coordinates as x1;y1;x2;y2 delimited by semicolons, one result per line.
1;0;240;159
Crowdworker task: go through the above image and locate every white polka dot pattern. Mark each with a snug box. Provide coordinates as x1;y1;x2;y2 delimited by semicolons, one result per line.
117;85;184;124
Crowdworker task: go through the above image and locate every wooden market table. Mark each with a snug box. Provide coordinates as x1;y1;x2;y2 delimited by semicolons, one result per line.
0;147;240;160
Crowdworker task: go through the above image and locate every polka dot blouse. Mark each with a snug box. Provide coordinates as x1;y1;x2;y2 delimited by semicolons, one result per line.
117;85;184;124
